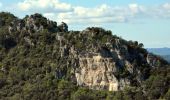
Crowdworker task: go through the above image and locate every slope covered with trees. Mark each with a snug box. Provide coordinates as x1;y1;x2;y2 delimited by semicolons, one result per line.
0;12;169;100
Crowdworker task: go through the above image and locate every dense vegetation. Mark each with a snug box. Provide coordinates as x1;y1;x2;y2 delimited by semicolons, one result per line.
0;12;169;100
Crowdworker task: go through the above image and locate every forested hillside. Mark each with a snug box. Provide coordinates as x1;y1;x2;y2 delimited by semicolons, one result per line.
0;12;169;100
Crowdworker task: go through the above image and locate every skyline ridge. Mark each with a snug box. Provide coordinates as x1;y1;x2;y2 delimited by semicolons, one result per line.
0;0;170;48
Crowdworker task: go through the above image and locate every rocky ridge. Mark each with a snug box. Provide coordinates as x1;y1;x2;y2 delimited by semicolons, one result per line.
0;12;168;93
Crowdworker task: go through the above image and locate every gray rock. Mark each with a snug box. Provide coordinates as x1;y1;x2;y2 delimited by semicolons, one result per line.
24;37;34;46
147;53;156;67
60;45;69;57
75;54;120;91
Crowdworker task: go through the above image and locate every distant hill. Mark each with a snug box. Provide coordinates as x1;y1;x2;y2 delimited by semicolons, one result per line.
147;48;170;63
162;55;170;63
147;48;170;55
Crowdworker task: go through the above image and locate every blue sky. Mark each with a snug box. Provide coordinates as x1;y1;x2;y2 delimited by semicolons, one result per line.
0;0;170;48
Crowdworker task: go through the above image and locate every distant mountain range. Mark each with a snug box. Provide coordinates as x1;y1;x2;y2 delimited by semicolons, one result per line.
162;55;170;63
147;48;170;63
147;48;170;55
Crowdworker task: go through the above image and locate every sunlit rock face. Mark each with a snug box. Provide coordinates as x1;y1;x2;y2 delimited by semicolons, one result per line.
74;53;132;91
54;28;165;91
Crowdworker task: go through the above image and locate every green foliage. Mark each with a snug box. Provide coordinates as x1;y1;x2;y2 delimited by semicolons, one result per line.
144;67;170;99
72;88;107;100
0;12;169;100
164;89;170;100
0;12;17;26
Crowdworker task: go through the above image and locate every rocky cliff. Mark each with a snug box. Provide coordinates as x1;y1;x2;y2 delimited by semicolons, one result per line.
0;12;168;97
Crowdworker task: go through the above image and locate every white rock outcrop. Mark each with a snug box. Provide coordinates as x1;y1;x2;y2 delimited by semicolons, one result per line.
75;54;120;91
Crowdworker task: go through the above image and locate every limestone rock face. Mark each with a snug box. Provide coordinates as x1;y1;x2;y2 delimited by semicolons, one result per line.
146;53;158;67
50;28;166;92
51;28;166;91
73;51;134;91
75;54;119;91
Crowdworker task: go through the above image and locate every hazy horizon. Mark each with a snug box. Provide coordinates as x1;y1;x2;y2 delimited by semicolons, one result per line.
0;0;170;48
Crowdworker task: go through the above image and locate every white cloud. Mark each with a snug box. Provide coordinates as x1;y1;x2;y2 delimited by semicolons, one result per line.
145;3;170;19
12;1;170;24
129;4;140;14
16;0;138;24
18;0;73;13
44;4;129;24
128;4;145;15
162;3;170;17
163;3;170;10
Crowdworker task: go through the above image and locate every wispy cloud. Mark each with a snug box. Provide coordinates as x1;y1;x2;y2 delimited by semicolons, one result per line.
18;0;73;13
3;0;170;24
43;3;170;24
42;4;142;24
